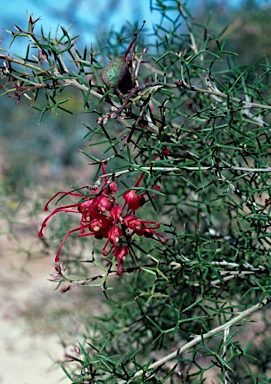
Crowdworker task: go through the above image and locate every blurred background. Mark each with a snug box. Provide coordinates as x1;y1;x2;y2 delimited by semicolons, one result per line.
1;0;271;192
1;0;271;383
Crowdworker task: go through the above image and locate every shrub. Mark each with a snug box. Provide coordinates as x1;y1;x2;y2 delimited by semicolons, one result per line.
1;1;271;382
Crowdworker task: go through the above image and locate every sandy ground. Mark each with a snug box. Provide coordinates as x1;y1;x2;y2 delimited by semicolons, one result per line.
0;237;69;384
0;137;106;384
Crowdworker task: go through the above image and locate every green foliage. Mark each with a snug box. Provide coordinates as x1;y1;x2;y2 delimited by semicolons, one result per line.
2;1;271;382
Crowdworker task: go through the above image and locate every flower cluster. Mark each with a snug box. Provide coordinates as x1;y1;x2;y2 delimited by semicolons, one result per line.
39;163;168;275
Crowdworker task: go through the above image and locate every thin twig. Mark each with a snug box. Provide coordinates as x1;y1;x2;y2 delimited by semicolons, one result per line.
175;80;271;111
99;164;271;180
177;0;198;55
130;296;271;381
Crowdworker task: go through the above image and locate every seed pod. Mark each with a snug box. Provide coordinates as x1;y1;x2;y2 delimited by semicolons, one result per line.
102;56;128;89
102;21;146;95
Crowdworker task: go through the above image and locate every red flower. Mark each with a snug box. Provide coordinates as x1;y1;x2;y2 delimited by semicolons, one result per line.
39;160;168;274
102;226;123;256
114;246;129;275
122;189;145;211
123;215;168;243
110;205;123;223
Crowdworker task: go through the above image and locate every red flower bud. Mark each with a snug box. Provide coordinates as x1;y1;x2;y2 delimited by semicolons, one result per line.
110;205;123;223
109;181;117;193
102;226;123;256
96;195;112;213
114;246;129;275
123;190;145;211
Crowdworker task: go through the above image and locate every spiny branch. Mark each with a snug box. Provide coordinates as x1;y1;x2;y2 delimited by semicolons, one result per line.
130;296;271;381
